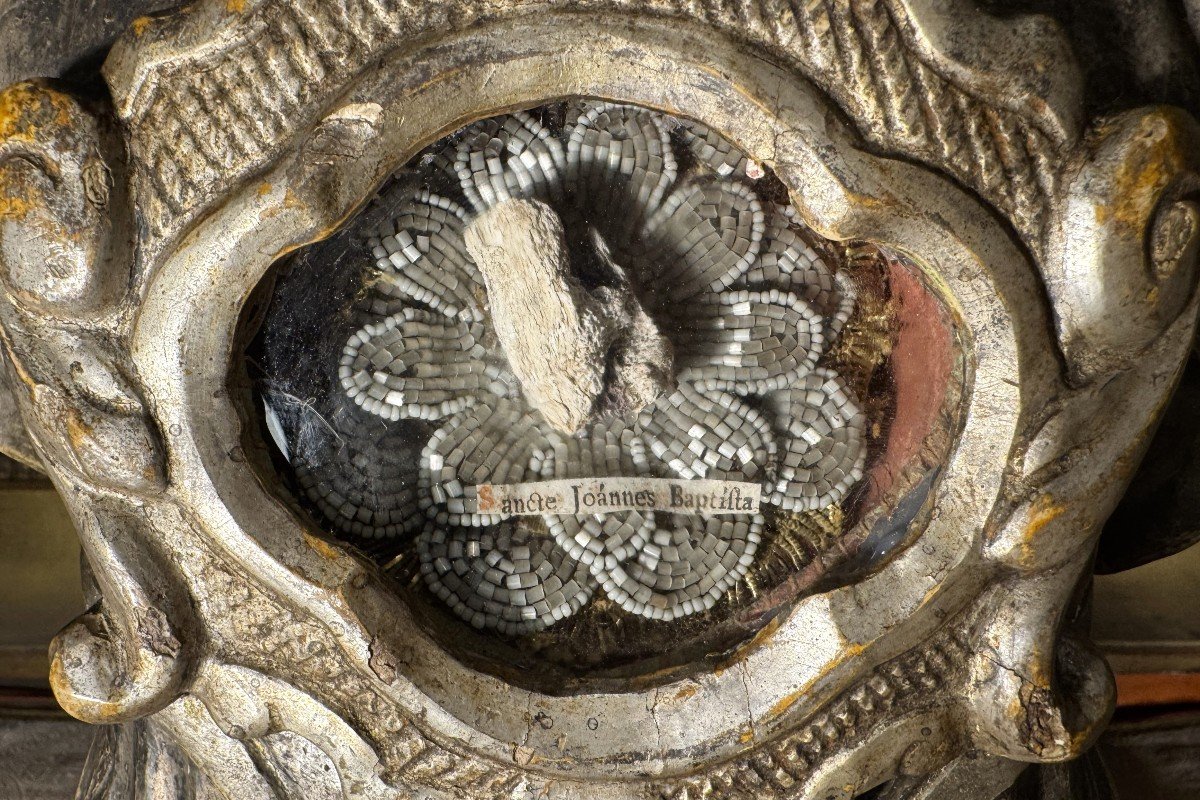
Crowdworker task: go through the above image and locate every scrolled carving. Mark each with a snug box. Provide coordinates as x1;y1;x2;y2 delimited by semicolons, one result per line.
0;81;113;310
1041;107;1200;383
1152;199;1200;281
0;82;188;726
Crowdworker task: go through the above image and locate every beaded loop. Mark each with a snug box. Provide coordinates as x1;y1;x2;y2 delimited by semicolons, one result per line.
601;513;764;621
366;192;485;323
341;309;506;422
765;369;867;512
419;397;551;527
669;289;825;394
418;519;595;635
636;384;777;482
291;393;427;540
637;178;765;304
566;102;677;230
455;111;566;212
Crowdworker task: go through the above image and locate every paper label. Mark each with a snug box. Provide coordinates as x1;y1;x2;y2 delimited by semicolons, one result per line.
476;478;761;516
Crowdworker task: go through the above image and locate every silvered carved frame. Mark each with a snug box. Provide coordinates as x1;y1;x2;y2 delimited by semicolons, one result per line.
1;1;1198;798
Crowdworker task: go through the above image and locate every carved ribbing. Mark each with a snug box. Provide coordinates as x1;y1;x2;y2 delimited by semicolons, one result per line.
112;0;1074;251
655;627;971;799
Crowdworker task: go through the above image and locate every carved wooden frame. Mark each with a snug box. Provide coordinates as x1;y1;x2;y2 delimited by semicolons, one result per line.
1;1;1198;798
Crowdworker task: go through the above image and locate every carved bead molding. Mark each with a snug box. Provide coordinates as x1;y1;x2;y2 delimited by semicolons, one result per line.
0;1;1198;798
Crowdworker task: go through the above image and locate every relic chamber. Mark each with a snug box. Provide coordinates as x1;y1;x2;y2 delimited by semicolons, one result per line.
235;100;965;691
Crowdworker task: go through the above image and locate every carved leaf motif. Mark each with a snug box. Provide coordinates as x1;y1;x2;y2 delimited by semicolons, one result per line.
9;327;167;494
107;0;1078;253
650;0;1070;245
827;0;1063;243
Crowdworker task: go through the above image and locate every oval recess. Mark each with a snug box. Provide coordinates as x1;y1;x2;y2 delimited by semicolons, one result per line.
233;99;965;693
